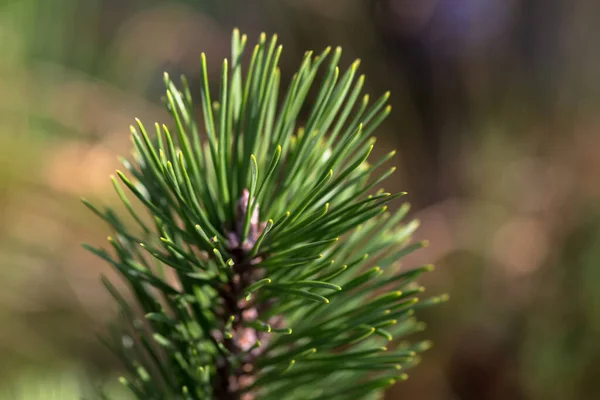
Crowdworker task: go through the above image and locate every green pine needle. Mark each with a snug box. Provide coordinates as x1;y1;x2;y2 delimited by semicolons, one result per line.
83;29;445;400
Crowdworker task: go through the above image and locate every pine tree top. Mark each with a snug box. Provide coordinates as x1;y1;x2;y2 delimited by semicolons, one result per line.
83;29;446;400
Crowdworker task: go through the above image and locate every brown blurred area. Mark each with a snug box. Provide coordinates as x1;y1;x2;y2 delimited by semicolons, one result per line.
1;0;600;398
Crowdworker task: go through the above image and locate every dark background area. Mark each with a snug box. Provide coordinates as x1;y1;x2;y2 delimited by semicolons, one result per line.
1;1;600;398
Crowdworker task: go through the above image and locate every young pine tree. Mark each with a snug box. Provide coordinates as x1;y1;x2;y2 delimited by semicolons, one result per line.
83;29;446;400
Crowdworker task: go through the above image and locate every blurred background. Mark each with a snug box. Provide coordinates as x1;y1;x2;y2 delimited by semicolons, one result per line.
1;0;600;398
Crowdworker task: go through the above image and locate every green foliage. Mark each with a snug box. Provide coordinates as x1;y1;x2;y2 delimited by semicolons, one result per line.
0;370;132;400
83;29;445;399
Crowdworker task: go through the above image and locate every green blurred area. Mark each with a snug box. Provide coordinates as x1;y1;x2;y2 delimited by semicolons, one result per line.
1;0;600;398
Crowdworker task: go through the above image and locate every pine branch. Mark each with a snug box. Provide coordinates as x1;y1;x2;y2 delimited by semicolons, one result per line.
83;29;446;400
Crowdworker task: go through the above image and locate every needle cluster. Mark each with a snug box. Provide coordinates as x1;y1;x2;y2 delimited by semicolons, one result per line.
83;29;446;400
